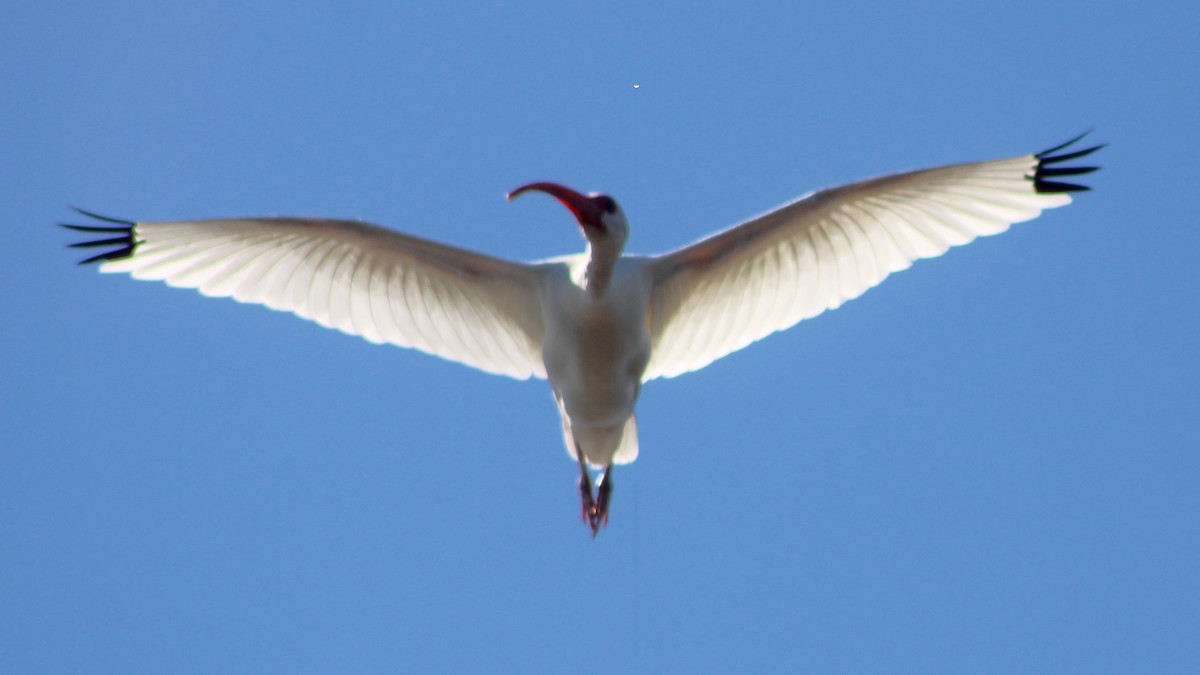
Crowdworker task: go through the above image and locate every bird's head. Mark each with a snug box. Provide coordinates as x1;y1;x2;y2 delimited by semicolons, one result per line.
507;182;629;253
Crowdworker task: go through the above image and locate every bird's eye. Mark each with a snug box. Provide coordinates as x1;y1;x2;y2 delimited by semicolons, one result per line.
595;196;617;214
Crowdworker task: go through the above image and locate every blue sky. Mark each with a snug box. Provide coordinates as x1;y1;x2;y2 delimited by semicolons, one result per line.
3;1;1198;672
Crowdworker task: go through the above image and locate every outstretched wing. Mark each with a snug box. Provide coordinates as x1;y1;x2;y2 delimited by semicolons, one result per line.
64;213;548;379
643;134;1103;380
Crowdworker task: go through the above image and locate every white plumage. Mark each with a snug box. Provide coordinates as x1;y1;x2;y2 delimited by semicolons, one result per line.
65;134;1102;534
104;217;547;379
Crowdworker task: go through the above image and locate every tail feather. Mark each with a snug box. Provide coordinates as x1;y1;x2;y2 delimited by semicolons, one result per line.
559;409;640;467
612;414;639;465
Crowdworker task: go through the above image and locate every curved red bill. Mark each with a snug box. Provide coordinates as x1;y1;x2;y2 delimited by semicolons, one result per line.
507;181;601;228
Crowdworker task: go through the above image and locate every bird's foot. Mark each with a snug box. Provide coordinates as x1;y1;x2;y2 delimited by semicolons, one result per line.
578;474;611;537
593;474;612;535
578;475;596;527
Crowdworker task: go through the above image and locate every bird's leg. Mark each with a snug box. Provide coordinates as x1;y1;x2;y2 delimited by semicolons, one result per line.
572;440;613;537
593;464;613;534
575;440;596;526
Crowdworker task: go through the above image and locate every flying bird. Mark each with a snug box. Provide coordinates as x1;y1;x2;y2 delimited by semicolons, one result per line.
64;134;1102;535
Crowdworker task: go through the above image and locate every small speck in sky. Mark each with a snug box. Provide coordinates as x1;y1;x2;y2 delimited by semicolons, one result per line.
633;83;640;89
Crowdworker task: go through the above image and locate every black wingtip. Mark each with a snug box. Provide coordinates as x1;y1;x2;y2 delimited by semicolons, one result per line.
1035;129;1093;157
59;223;130;234
78;247;137;265
1032;132;1105;194
67;206;136;226
61;208;139;265
1034;181;1092;194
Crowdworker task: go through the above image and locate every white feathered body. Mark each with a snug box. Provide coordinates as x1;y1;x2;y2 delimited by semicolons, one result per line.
538;255;652;467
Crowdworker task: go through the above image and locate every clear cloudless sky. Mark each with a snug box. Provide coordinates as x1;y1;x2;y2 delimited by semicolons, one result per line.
3;1;1197;672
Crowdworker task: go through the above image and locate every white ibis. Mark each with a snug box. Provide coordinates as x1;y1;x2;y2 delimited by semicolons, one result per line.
64;134;1102;535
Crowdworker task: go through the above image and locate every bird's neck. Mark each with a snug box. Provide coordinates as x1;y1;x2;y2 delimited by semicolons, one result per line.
583;245;619;298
